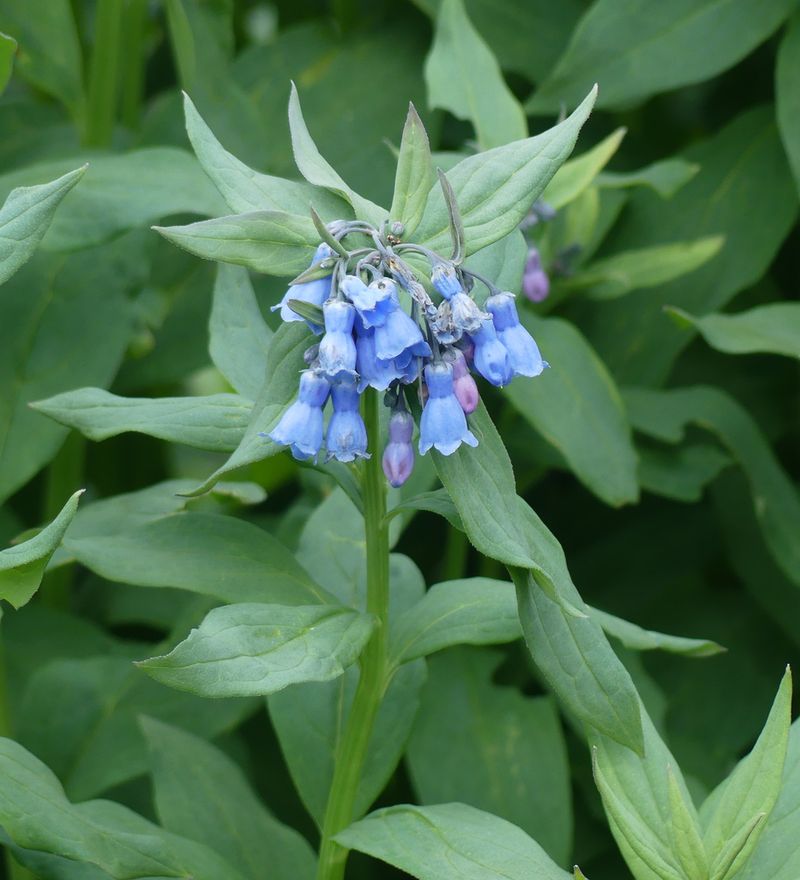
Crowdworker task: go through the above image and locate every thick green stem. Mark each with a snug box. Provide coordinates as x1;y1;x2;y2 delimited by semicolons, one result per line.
84;0;124;146
316;390;390;880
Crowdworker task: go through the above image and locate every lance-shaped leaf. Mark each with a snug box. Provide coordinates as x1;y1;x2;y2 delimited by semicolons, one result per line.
385;488;463;532
154;209;320;277
138;603;376;698
665;303;800;360
0;31;15;93
390;103;436;237
337;803;572;880
597;158;699;199
183;91;347;218
637;441;732;503
542;127;626;210
288;83;386;227
0;165;85;285
0;490;82;608
424;0;527;150
589;606;725;658
32;388;251;453
414;86;597;255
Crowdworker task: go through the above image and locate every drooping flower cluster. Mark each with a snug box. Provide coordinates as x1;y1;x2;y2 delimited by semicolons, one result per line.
267;218;547;486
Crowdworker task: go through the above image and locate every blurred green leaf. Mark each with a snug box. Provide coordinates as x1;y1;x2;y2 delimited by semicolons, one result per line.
142;718;316;880
32;388;251;452
505;314;639;506
665;303;800;360
424;0;527;149
528;0;796;112
0;30;15;93
407;647;572;863
138;603;376;697
414;86;597;255
776;14;800;195
338;802;572;880
0;490;82;609
588;607;725;657
637;441;732;503
597;158;700;199
542;127;626;210
390;103;436;237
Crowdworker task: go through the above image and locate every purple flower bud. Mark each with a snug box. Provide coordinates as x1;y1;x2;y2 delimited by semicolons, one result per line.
272;243;334;333
522;268;550;303
431;262;463;300
525;247;542;273
268;369;330;460
447;349;479;413
419;362;479;456
486;292;546;377
318;300;357;381
470;318;514;387
326;377;369;463
382;409;415;487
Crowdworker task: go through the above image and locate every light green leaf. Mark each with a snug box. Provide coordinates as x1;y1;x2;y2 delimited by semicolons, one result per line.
154;209;320;277
776;13;800;195
505;314;639;506
665;303;800;360
624;386;800;586
32;388;251;453
0;30;14;93
385;488;464;532
209;264;272;399
142;718;315;880
667;768;708;880
138;603;376;697
337;802;572;880
390;578;520;665
424;0;527;150
527;0;796;112
390;103;436;237
414;86;597;255
589;606;725;658
637;441;732;503
701;668;792;874
0;165;85;285
597;158;699;199
407;648;572;864
0;490;82;609
567;237;724;300
0;737;246;880
288;83;386;227
542;127;626;210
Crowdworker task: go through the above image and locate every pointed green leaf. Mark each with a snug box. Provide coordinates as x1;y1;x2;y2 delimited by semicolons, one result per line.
776;13;800;195
709;813;765;880
667;768;708;880
0;490;82;608
542;127;626;210
385;488;464;532
138;603;376;697
390;103;436;236
597;158;699;199
637;441;732;503
588;606;725;657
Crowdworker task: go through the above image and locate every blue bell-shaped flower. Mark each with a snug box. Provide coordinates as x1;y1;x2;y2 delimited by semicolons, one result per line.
342;275;397;329
431;262;463;300
326;377;369;463
355;324;403;392
318;300;357;382
374;304;432;363
382;408;415;487
272;243;334;333
419;362;478;456
469;317;514;387
486;292;546;377
268;369;330;460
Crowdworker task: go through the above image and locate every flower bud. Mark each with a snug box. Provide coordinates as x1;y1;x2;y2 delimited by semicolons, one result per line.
382;409;415;487
431;262;463;300
446;349;479;413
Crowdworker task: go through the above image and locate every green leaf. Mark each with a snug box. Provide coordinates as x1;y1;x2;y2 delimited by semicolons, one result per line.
542;127;626;210
0;737;246;880
414;85;597;255
667;768;709;880
288;82;386;227
424;0;527;150
390;578;520;665
154;209;320;277
390;103;436;237
0;165;85;285
505;315;639;506
142;718;315;880
566;236;724;300
65;512;331;605
665;303;800;360
637;441;732;503
138;603;376;697
183;91;347;219
209;264;272;399
407;648;572;864
588;606;725;658
0;30;14;93
527;0;796;112
0;490;82;609
597;158;699;199
624;386;800;586
776;13;800;195
32;388;251;453
385;488;464;532
700;668;792;875
337;802;572;880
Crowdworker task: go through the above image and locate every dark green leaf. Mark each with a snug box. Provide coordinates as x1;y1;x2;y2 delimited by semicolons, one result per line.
0;30;15;94
597;158;699;199
385;488;464;531
637;441;732;503
286;298;324;326
776;13;800;194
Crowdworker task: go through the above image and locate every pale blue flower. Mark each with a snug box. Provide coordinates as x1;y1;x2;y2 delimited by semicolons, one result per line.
272;243;333;332
318;300;357;381
268;369;330;460
486;292;546;377
419;362;478;456
470;317;514;387
326;377;369;462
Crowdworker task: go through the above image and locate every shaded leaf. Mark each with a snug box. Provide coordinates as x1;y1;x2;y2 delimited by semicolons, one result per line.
776;14;800;194
597;158;699;199
637;441;732;503
588;606;725;658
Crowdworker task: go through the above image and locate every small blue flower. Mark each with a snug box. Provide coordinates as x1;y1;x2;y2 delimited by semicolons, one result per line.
486;292;546;377
382;409;415;486
374;305;431;363
318;300;357;381
342;275;396;328
470;317;514;387
355;324;403;392
268;369;330;460
272;243;334;333
419;362;478;456
326;377;369;462
431;262;463;300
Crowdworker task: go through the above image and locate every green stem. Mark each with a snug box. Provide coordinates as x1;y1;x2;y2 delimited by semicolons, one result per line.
120;0;148;131
315;390;390;880
84;0;124;146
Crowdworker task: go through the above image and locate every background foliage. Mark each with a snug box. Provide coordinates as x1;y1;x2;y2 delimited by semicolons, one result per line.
0;0;798;878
